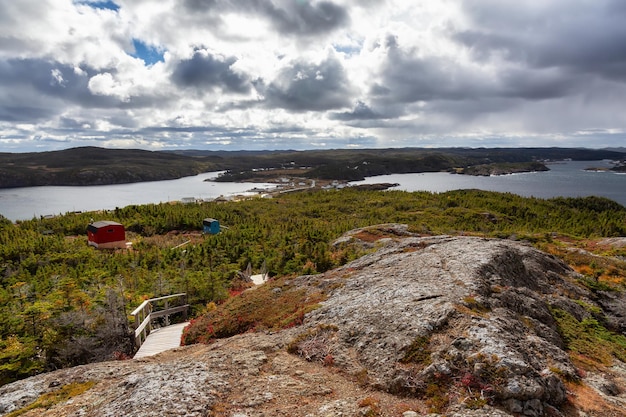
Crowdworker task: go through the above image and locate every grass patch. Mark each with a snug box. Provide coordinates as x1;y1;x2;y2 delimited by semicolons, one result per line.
5;381;96;417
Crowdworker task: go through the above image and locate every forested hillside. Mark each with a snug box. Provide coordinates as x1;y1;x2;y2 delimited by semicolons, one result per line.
1;146;624;187
1;188;625;386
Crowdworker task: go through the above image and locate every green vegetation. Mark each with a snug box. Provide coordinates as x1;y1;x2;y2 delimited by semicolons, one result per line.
551;308;626;367
1;188;625;385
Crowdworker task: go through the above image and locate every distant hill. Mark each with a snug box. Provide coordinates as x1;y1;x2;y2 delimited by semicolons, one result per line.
605;147;626;154
0;146;218;188
1;146;624;188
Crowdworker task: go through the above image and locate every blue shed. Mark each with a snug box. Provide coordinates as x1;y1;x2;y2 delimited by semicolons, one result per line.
203;218;221;234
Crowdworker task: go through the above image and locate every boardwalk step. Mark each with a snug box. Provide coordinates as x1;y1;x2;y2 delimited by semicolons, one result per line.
134;322;188;359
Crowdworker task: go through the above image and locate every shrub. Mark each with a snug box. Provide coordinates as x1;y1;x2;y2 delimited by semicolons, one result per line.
357;396;381;417
287;324;338;365
551;307;626;367
182;276;327;345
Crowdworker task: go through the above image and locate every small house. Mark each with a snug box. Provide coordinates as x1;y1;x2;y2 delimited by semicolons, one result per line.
87;221;126;249
202;218;220;234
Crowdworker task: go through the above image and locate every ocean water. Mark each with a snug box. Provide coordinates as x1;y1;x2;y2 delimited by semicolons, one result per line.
0;161;624;222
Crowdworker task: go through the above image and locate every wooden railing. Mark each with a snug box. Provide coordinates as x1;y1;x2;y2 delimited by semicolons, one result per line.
130;293;189;349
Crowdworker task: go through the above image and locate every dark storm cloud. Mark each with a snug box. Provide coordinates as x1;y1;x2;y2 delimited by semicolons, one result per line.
58;116;88;129
181;0;348;37
372;44;493;104
0;105;56;122
371;34;580;116
171;51;251;93
0;58;165;121
262;55;353;111
455;0;626;82
182;0;219;11
0;59;105;121
498;68;577;100
329;101;385;121
0;59;88;98
252;0;349;37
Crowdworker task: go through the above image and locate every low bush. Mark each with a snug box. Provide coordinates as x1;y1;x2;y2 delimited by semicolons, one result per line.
182;276;326;344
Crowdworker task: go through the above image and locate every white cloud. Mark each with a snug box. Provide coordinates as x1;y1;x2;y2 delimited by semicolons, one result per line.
1;0;626;152
88;72;129;101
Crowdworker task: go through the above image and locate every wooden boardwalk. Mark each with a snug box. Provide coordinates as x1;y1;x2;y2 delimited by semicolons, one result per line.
134;322;189;359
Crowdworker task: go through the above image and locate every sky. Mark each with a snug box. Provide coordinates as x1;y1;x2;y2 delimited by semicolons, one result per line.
1;0;626;153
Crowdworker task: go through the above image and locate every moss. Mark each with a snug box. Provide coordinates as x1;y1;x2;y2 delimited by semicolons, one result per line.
464;396;488;409
424;374;451;413
578;276;620;292
462;295;491;313
574;300;603;316
400;335;432;365
5;381;96;417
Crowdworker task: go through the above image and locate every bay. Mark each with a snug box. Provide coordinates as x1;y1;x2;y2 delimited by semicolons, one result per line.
0;172;276;222
350;160;626;207
0;161;624;223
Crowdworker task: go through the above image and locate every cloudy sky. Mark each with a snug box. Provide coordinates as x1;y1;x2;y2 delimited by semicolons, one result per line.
1;0;626;152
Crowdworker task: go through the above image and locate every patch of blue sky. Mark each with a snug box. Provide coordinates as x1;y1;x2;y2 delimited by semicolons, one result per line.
75;0;120;11
131;39;165;66
333;44;362;56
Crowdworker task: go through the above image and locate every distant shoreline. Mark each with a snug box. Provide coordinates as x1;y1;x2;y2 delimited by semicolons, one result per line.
1;146;623;189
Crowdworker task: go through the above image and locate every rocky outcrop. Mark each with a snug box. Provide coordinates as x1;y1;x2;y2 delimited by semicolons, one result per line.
2;228;626;416
300;235;579;415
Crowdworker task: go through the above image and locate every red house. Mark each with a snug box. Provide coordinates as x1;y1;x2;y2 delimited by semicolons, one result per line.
87;221;127;249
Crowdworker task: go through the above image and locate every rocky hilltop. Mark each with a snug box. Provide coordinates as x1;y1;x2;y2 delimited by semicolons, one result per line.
2;228;626;417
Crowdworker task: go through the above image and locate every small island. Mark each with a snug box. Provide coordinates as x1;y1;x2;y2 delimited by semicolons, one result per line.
452;161;550;176
584;163;626;173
